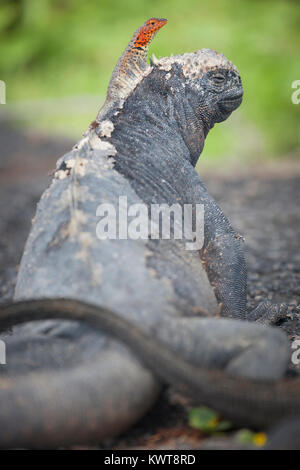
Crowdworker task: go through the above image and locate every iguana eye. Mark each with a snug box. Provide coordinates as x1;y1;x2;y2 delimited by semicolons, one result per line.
213;74;225;84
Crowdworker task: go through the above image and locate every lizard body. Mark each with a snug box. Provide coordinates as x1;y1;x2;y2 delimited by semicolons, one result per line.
94;17;167;122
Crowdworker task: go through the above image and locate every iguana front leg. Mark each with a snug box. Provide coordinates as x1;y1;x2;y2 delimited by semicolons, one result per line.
177;160;289;325
247;301;289;325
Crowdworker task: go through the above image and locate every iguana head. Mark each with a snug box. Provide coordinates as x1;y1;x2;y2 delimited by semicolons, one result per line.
153;48;243;125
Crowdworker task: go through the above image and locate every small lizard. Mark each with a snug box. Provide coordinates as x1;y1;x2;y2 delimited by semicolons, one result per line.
92;17;167;124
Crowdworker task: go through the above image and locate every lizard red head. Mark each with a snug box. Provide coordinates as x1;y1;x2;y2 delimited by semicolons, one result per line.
134;18;167;49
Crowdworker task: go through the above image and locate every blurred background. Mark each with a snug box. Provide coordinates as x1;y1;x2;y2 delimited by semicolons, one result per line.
0;0;299;168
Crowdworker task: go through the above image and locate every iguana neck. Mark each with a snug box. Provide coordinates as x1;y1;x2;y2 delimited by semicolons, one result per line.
92;73;214;204
107;68;213;174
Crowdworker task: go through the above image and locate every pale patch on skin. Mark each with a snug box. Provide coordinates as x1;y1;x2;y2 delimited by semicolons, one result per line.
75;232;96;263
76;185;95;203
66;211;89;238
98;120;114;138
47;209;89;250
54;187;72;211
153;49;237;81
55;170;68;180
55;131;117;182
54;157;89;179
75;135;89;151
57;183;94;210
88;132;117;156
91;263;103;287
51;133;118;269
68;158;88;177
49;216;98;269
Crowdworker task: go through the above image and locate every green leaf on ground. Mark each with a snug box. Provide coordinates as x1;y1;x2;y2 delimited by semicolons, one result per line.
236;429;267;447
188;406;232;433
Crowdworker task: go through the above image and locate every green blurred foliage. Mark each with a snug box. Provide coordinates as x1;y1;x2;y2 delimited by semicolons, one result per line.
0;0;299;161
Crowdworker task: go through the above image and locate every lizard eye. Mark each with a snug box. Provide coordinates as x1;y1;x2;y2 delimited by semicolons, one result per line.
212;73;226;84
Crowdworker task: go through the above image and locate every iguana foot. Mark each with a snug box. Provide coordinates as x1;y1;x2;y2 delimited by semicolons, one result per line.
248;301;289;325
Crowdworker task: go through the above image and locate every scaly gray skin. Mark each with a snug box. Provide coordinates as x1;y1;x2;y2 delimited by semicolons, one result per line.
0;46;292;448
1;300;300;435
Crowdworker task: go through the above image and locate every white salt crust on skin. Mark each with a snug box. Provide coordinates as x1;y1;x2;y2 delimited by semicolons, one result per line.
153;48;238;80
98;120;115;138
54;131;117;180
54;156;89;179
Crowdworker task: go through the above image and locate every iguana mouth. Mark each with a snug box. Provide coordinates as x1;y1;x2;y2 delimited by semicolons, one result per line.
219;90;243;112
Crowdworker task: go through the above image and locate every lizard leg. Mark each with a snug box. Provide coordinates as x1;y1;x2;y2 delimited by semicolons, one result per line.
247;301;289;325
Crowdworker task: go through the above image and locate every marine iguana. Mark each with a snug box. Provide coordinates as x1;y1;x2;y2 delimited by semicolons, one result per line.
0;18;297;449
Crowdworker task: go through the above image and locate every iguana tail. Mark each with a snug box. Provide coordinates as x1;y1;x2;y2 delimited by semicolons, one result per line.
0;299;300;447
